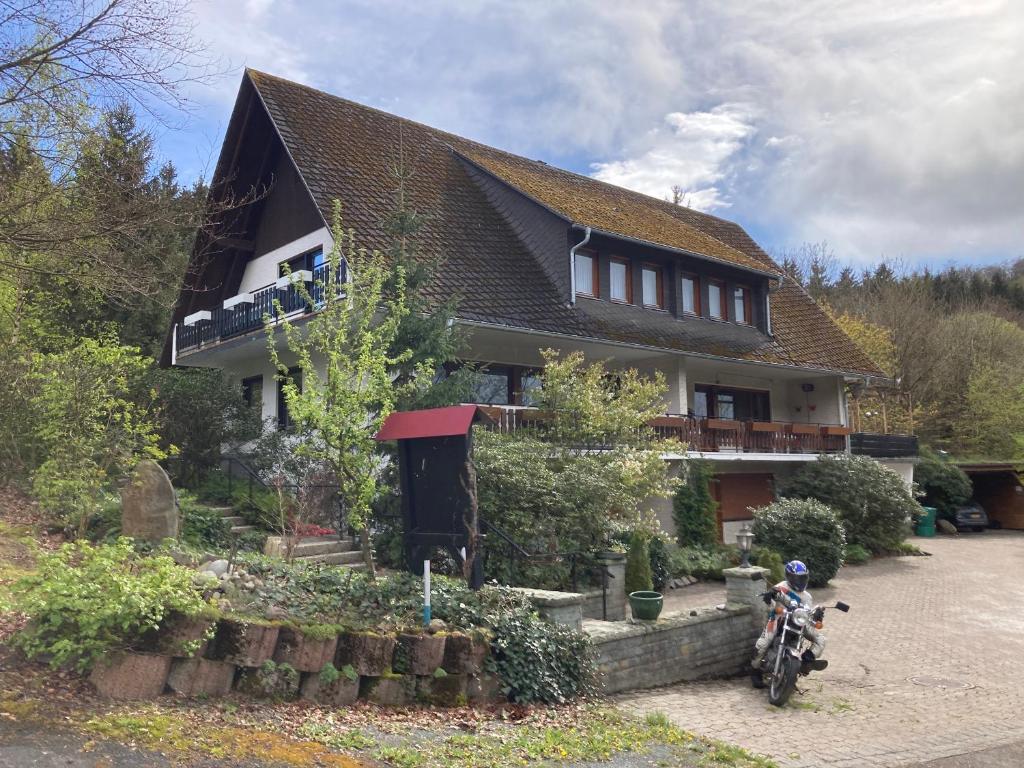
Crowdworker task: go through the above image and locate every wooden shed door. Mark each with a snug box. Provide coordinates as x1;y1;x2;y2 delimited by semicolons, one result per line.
715;473;775;527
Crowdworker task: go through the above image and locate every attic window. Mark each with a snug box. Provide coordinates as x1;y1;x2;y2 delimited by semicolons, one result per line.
734;285;752;324
708;280;726;320
609;257;631;302
681;274;700;315
641;264;664;309
575;250;598;297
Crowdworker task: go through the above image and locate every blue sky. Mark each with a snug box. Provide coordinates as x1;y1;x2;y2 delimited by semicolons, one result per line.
161;0;1023;268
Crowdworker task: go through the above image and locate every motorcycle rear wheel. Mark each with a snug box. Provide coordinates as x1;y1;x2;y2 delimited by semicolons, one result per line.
768;655;800;706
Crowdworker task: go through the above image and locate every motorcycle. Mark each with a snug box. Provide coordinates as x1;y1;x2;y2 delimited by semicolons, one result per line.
751;587;850;706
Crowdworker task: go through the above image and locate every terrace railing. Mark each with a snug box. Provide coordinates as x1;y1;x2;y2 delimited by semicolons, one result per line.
477;405;851;455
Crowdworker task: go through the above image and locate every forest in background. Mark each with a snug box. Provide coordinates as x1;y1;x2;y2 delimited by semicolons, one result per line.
778;243;1024;462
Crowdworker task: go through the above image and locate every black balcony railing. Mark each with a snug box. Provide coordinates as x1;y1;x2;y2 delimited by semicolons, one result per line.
850;432;919;458
176;262;345;354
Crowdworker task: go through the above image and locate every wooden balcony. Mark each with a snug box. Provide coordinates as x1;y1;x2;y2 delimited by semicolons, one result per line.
477;406;851;455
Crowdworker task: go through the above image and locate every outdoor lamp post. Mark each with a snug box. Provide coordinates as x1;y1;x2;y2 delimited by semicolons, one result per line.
736;525;754;568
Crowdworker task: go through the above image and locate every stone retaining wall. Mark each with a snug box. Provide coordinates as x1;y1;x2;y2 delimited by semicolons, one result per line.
585;605;759;693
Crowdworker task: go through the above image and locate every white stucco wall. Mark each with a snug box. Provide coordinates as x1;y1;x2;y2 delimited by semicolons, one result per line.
237;227;333;294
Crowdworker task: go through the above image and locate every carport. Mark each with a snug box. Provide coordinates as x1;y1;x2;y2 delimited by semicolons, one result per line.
957;462;1024;529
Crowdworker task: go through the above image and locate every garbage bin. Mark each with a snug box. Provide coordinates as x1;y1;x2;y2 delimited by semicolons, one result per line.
916;506;937;537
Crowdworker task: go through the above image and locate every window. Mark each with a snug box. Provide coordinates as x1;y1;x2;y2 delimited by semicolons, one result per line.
681;274;700;315
641;264;664;308
517;370;543;407
277;366;302;429
241;375;263;411
279;247;324;278
471;366;512;405
733;286;752;324
575;250;597;297
609;258;631;303
693;384;770;421
708;280;726;319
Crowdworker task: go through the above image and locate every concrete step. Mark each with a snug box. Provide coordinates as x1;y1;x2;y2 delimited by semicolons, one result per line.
206;506;235;515
221;515;246;527
301;550;365;566
230;525;257;534
290;538;358;557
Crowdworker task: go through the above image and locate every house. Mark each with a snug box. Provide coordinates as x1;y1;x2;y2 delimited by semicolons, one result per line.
166;70;917;540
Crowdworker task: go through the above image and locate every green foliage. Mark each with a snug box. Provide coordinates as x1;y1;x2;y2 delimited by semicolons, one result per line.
29;337;165;535
666;544;737;582
624;533;653;594
752;547;785;584
751;499;846;587
672;460;719;547
843;544;871;565
318;662;341;685
648;535;671;591
780;454;918;554
10;538;208;670
178;494;231;550
914;448;973;522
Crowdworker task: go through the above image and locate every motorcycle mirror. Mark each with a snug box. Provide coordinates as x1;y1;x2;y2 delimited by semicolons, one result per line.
835;601;850;613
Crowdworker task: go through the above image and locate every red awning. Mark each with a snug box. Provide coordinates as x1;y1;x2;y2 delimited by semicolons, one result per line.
374;405;492;441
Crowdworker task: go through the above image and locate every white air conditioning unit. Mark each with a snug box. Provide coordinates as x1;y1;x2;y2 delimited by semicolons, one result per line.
275;270;313;290
183;310;212;327
223;292;255;311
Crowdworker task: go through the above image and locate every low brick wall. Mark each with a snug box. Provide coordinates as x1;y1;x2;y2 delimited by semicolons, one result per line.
585;605;759;693
582;589;626;622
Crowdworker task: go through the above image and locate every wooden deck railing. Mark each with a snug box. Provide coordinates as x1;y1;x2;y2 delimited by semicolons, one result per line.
477;406;851;454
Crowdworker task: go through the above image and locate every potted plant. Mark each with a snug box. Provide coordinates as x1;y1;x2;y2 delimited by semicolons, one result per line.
625;532;663;621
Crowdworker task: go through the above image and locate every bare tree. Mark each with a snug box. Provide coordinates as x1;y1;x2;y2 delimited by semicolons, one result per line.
667;184;689;207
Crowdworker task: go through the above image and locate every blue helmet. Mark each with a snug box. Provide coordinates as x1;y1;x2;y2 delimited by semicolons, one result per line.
785;560;809;592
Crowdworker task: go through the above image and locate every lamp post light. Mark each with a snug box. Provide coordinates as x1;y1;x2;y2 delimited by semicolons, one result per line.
736;525;755;569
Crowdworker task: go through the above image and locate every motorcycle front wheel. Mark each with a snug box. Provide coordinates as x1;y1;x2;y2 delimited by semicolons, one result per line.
768;655;800;706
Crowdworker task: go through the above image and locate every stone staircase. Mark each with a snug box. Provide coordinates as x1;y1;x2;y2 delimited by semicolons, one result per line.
208;505;257;536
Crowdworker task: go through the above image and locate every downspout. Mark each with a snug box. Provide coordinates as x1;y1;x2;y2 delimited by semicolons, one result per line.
766;271;783;336
568;225;592;305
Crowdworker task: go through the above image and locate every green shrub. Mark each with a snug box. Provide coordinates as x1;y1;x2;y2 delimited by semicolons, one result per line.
648;535;671;591
179;494;230;550
914;448;972;522
10;538;209;671
751;499;846;587
666;544;736;582
672;460;718;547
843;543;871;565
624;533;653;594
752;546;785;584
195;469;234;504
780;454;918;554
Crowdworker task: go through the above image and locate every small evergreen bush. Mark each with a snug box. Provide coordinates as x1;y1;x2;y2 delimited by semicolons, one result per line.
780;454;918;554
648;535;671;591
751;499;846;587
843;543;871;565
752;546;785;584
914;448;972;522
624;533;653;594
672;460;718;547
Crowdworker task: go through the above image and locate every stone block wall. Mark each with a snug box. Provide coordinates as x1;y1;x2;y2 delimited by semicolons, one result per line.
585;606;759;693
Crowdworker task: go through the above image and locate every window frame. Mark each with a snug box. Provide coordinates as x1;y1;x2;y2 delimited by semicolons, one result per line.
680;273;701;316
241;375;263;411
574;249;599;298
608;256;632;303
733;284;753;325
640;262;665;309
278;246;325;278
707;279;727;320
277;366;303;430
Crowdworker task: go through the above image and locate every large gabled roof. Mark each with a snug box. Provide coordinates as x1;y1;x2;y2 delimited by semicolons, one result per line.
214;70;882;377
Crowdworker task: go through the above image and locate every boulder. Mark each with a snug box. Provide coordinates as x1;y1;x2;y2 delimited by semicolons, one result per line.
210;619;280;667
167;658;235;697
417;672;467;706
89;651;171;700
120;460;178;542
335;632;396;677
361;674;414;706
393;633;446;675
273;627;338;673
442;633;489;675
467;672;504;705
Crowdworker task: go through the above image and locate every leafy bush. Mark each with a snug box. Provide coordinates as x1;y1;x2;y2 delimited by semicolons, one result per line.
752;546;785;584
780;454;918;554
648;535;671;591
624;533;653;594
178;494;230;550
751;499;846;587
666;544;737;582
10;538;209;670
672;460;718;547
914;448;972;522
843;543;871;565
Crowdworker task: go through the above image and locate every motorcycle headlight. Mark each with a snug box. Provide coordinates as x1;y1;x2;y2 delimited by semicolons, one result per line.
791;609;808;628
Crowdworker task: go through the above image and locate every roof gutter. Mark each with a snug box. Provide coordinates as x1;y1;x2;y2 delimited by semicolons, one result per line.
568;225;591;305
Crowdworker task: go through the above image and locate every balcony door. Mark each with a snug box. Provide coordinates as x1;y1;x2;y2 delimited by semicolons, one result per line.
693;384;770;422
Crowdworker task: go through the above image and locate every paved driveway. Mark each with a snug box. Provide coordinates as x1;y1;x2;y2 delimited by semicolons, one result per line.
618;531;1024;767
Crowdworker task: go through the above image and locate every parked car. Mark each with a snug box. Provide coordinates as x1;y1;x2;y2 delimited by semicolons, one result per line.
954;502;989;532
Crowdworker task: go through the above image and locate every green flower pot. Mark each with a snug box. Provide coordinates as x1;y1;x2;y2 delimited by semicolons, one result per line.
628;591;663;621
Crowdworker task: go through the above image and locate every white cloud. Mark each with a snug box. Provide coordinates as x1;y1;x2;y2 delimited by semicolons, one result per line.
180;0;1024;265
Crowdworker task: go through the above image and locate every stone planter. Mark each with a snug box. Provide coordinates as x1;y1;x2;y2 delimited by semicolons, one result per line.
441;633;489;675
299;672;360;706
628;591;664;621
236;662;300;699
89;651;171;700
393;633;446;675
417;673;467;706
335;632;396;677
211;618;279;667
273;627;338;673
361;674;415;706
137;611;215;657
167;658;236;697
467;672;504;704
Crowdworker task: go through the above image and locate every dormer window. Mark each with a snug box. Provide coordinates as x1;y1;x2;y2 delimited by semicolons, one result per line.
609;257;631;302
734;285;752;324
708;279;726;320
575;250;597;297
681;274;700;315
641;264;664;309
